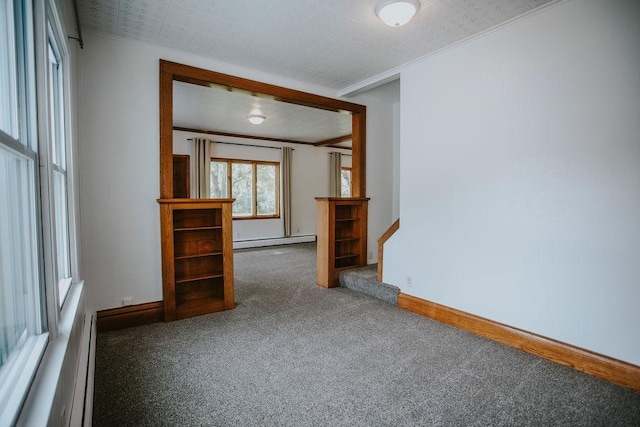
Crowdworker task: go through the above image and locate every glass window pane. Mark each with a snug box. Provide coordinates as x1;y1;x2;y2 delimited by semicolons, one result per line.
48;38;64;169
0;144;43;387
210;161;228;198
53;170;70;284
341;169;351;198
0;1;19;138
231;163;252;216
256;164;277;216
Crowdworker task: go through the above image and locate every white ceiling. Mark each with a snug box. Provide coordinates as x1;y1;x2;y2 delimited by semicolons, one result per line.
78;0;554;144
78;0;555;92
173;82;353;145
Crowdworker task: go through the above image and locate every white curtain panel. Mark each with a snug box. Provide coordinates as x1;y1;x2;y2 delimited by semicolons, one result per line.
281;147;293;237
329;152;342;197
193;138;211;198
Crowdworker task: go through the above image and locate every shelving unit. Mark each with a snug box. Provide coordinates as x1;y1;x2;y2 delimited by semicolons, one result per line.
315;197;369;288
158;199;235;321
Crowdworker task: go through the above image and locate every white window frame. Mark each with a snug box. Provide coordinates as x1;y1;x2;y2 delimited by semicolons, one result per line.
46;18;72;305
0;0;81;422
35;0;78;313
0;1;49;423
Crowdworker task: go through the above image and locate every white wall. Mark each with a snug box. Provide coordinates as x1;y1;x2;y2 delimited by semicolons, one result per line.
79;33;395;311
387;0;640;365
352;80;400;264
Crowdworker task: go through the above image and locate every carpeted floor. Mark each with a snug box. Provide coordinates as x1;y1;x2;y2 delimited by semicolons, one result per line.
93;242;640;426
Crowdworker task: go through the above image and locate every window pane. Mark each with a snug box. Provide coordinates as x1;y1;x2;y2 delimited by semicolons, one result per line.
53;171;70;284
48;38;64;169
210;161;228;198
256;164;277;216
0;144;43;388
231;163;252;216
341;169;351;198
0;1;19;138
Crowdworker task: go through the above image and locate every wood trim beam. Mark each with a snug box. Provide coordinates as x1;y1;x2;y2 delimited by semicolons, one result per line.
96;301;164;332
314;134;352;147
162;60;366;114
351;112;366;198
174;126;316;146
377;218;399;281
161;59;366;200
160;63;174;199
397;293;640;392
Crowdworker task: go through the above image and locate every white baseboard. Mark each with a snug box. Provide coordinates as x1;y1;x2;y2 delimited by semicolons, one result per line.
233;235;316;249
69;313;96;426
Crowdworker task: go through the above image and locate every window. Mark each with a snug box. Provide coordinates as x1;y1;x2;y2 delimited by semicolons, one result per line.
0;1;19;138
47;25;72;303
341;167;352;198
0;1;48;421
0;0;78;421
211;159;280;218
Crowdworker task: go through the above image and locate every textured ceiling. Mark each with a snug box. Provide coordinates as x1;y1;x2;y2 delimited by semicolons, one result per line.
173;82;352;144
78;0;556;91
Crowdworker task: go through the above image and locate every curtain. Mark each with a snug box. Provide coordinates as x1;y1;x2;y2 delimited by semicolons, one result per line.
193;138;211;198
329;152;342;197
282;147;293;237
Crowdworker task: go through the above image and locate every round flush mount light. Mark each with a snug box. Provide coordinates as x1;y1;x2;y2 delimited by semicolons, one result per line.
376;0;420;27
247;114;265;125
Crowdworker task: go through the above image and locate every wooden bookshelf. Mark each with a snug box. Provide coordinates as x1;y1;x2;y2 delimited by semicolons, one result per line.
158;199;235;321
315;197;369;288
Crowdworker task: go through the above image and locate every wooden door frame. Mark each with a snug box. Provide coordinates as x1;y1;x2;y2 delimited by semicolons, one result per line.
159;59;367;199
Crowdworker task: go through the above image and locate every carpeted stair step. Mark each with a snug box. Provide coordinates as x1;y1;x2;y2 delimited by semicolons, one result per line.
339;264;400;305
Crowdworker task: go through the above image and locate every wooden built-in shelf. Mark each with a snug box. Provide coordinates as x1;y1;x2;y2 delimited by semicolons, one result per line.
316;197;369;288
158;198;235;321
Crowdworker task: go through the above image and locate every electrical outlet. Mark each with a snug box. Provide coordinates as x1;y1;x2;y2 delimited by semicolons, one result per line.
123;297;133;306
236;232;241;238
406;276;413;288
296;228;300;234
368;251;373;259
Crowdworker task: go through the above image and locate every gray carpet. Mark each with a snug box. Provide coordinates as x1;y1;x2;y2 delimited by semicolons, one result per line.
340;264;400;305
93;242;640;426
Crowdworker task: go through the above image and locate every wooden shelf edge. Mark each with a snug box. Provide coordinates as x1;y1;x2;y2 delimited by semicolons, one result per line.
174;226;222;231
335;252;360;260
175;251;223;260
335;237;360;242
397;293;640;392
175;272;224;284
176;297;228;319
158;198;236;204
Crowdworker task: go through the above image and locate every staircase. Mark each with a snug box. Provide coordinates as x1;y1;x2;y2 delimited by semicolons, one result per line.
339;264;400;305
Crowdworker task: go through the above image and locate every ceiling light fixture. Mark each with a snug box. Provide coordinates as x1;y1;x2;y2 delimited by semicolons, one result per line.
247;114;265;125
376;0;420;27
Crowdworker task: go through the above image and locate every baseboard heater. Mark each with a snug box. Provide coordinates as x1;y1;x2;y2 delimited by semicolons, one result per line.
69;313;96;426
233;234;316;249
